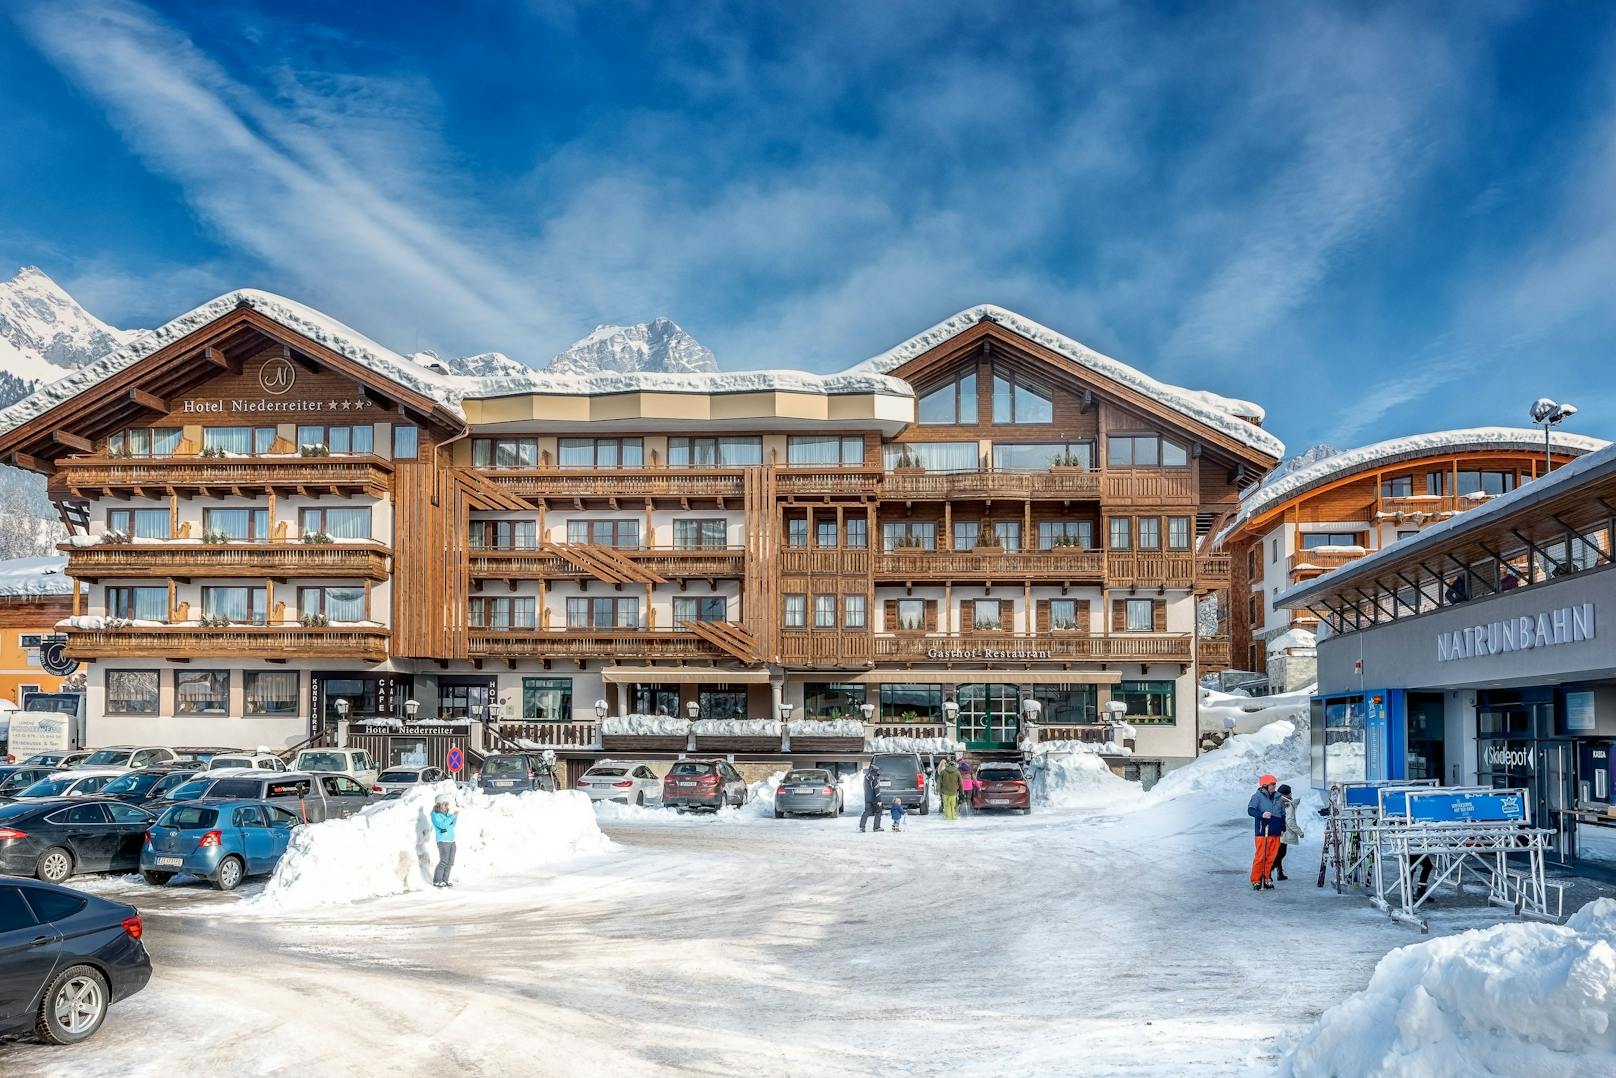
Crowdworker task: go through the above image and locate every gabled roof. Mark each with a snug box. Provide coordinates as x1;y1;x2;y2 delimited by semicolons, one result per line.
849;304;1283;459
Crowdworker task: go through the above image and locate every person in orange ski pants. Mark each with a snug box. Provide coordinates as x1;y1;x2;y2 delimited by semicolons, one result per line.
1247;774;1285;891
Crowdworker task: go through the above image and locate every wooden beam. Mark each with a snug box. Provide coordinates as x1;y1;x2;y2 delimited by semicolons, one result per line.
202;346;242;374
127;388;167;412
50;430;92;453
6;450;44;473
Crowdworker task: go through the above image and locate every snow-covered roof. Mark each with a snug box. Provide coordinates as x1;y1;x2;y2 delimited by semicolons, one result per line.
1218;427;1608;544
0;555;74;598
1265;627;1317;655
850;304;1283;458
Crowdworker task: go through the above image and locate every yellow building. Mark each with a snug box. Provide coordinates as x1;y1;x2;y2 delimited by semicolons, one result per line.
0;556;81;706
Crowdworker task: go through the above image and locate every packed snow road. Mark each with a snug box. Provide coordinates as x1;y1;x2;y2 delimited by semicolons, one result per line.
0;791;1567;1078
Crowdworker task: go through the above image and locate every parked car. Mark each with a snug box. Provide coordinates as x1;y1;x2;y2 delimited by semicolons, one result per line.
20;751;93;770
291;748;378;788
772;768;843;818
372;766;448;798
576;762;662;806
662;759;749;812
98;768;201;806
169;746;246;766
69;746;180;773
199;752;287;773
0;877;151;1043
141;799;301;890
0;799;155;883
870;752;930;814
145;769;259;810
477;753;560;796
10;771;126;803
201;771;375;823
971;762;1032;814
0;766;57;799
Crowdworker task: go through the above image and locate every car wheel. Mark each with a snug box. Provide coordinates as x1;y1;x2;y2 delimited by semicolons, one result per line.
34;964;109;1045
918;799;930;816
142;870;174;886
774;807;784;819
1022;806;1033;815
635;792;644;808
35;846;74;884
214;855;245;891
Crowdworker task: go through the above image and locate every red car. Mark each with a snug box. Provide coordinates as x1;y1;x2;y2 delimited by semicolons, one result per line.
662;759;749;812
971;763;1032;814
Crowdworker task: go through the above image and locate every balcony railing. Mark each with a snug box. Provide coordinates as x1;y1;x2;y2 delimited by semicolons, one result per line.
1105;552;1197;589
774;468;881;496
1195;554;1231;587
478;468;746;500
778;549;870;575
497;721;601;749
1197;637;1232;670
63;624;390;662
50;455;393;497
469;545;746;579
779;630;873;665
1288;547;1368;576
873;632;1192;663
881;469;1101;500
1101;469;1199;506
874;549;1104;581
62;542;391;581
465;629;728;660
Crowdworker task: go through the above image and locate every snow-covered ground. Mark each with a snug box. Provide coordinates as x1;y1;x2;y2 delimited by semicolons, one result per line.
3;730;1611;1077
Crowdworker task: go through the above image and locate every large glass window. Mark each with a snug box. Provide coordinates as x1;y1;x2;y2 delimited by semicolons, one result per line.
1323;697;1366;780
918;372;977;425
804;683;866;721
201;586;269;624
175;670;230;715
468;596;538;629
1033;684;1097;725
244;671;298;716
1456;470;1515;497
472;438;539;468
674;519;727;549
522;677;572;722
1381;476;1414;498
565;519;640;548
992;442;1092;471
1301;533;1360;549
558;437;642;468
564;596;638;629
953;520;979;550
1038;521;1092;549
106;509;169;539
879;683;943;723
301;507;372;540
816;519;838;548
673;596;726;624
1049;599;1082;630
105;670;160;715
788;436;865;466
297;425;373;455
438;680;496;721
991;368;1053;424
881;522;937;552
203;508;270;542
882;442;979;472
108;427;181;457
697;689;747;721
106;586;168;621
972;600;1003;630
1114;680;1175;725
203;427;273;455
297;587;366;622
957;682;1021;745
667;436;762;466
1107;434;1187;467
469;519;537;549
894;598;926;630
392;424;418;459
631;686;679;716
786;518;808;548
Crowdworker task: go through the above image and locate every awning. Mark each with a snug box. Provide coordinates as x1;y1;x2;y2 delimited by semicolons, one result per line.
823;670;1122;685
601;667;774;685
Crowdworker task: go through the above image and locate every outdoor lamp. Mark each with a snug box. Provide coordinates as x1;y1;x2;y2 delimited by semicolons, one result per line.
942;700;959;721
859;702;876;721
488;701;505;723
594;698;608;720
686;701;700;719
777;702;794;722
404;699;420;721
334;698;350;718
1106;700;1127;719
1530;397;1579;475
1021;698;1042;720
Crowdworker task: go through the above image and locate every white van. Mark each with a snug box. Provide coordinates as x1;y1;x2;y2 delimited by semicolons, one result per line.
291;748;378;788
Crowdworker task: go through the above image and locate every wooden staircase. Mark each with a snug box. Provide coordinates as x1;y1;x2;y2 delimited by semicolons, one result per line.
681;619;759;663
453;468;535;511
543;543;667;586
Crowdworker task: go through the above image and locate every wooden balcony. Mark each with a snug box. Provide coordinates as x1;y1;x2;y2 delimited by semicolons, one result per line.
774;468;881;497
1197;637;1232;671
50;455;393;497
1106;552;1197;589
874;549;1104;581
779;629;873;666
1100;469;1199;506
469;546;746;580
778;549;870;575
465;629;728;661
63;624;390;662
1195;554;1231;590
873;632;1192;663
1288;546;1368;578
881;469;1101;501
63;542;391;581
477;468;746;502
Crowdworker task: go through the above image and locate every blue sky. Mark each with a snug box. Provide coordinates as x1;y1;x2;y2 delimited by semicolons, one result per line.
4;0;1616;456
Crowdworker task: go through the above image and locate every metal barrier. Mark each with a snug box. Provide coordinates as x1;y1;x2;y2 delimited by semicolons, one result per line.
1317;780;1437;894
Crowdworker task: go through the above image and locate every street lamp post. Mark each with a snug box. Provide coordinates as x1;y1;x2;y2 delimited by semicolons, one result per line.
1530;397;1578;476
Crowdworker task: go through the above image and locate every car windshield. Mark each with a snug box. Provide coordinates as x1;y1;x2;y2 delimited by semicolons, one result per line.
872;756;920;777
167;778;216;800
159;805;219;829
102;772;161;796
980;768;1023;781
297;753;348;772
378;771;420;784
785;770;830;784
23;754;63;766
19;775;78;797
482;757;528;777
81;749;130;766
586;768;627;778
210;758;251;769
668;762;714;776
0;771;42;794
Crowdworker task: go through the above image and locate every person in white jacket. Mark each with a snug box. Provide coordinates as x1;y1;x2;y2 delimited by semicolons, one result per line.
1272;784;1303;881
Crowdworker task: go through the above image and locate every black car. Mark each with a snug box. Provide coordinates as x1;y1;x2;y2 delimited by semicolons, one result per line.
0;766;57;800
0;799;156;884
98;768;201;806
0;877;151;1043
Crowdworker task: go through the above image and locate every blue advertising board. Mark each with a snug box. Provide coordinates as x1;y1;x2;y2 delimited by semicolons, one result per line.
1405;790;1527;824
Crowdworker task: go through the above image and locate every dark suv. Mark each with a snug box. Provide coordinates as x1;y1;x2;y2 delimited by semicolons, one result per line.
662;760;749;812
870;752;930;814
477;754;560;796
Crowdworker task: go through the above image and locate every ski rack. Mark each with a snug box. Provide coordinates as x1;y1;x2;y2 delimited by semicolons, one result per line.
1317;781;1437;895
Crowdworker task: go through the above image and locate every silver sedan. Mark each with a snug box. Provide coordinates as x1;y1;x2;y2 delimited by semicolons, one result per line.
772;769;844;818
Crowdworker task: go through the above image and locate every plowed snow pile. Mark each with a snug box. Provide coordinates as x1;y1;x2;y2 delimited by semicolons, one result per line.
1034;752;1143;809
1281;898;1616;1077
1149;714;1310;804
251;785;610;910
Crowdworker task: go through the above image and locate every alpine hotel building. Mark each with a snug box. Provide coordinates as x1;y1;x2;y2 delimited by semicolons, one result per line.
0;295;1282;777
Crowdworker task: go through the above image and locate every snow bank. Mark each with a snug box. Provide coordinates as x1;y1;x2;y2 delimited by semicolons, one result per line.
869;735;965;754
1198;686;1313;737
599;714;689;737
1281;898;1616;1078
788;718;866;738
1031;752;1143;809
1149;718;1310;805
1029;738;1133;756
250;785;609;911
691;718;780;737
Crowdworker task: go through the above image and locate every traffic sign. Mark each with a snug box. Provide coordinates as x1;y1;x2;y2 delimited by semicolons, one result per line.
446;748;464;773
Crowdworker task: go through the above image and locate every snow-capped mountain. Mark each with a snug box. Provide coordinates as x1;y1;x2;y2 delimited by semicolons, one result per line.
546;318;717;376
0;266;138;386
1267;443;1339;484
408;350;534;379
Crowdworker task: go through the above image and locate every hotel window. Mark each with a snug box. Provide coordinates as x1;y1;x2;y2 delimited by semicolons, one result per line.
1039;521;1092;549
894;598;926;631
881;521;937;552
698;689;747;722
203;508;270;542
844;594;866;629
175;670;230;715
804;682;866;720
1381;475;1414;497
106;508;169;539
108;427;181;457
1033;684;1098;725
469;519;537;550
879;683;944;722
1108;518;1132;550
784;595;806;628
1457;470;1515;496
1301;533;1359;549
1248;546;1257;577
472;438;539;468
673;596;726;625
522;677;572;722
301;507;373;541
297;425;373;455
1167;516;1191;550
991;367;1054;424
788;435;865;466
816;519;839;548
1107;433;1187;467
1396;529;1419;542
1124;599;1154;632
106;586;167;622
814;594;837;628
1114;680;1175;725
566;519;640;548
918;372;977;425
845;518;868;549
392;424;418;459
953;520;978;550
1425;471;1446;496
882;441;979;472
201;586;269;625
786;517;808;548
674;519;727;549
667;436;762;466
204;427;277;455
564;596;637;629
1270;537;1278;563
297;587;366;622
105;670;160;715
1137;517;1161;550
467;596;537;629
244;671;298;716
1249;594;1258;623
558;437;643;468
992;442;1093;471
632;686;679;716
973;600;1003;630
1049;599;1081;630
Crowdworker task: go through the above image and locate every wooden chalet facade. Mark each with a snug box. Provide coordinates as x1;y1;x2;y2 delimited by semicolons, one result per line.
0;295;1281;772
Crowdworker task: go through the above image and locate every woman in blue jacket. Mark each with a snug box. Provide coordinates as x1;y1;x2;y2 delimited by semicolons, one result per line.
431;798;458;888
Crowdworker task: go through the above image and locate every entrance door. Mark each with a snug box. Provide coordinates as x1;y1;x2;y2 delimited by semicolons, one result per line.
1537;740;1576;865
957;684;1020;750
439;679;497;722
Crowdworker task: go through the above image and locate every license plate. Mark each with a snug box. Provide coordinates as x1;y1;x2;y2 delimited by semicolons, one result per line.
989;798;1010;806
155;856;183;868
495;780;514;787
678;781;696;787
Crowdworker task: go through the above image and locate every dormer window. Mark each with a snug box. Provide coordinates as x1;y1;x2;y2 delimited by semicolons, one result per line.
991;367;1053;424
918;372;977;425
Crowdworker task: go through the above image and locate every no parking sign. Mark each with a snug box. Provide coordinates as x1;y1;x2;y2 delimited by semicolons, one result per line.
446;747;464;774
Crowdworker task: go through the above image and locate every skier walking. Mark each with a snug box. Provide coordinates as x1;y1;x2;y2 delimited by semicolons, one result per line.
858;761;884;832
431;797;458;888
1272;783;1302;881
938;757;963;820
1247;774;1284;891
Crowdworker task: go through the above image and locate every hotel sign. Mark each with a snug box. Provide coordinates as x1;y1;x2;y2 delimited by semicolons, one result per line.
181;396;372;415
1436;602;1595;663
927;645;1053;660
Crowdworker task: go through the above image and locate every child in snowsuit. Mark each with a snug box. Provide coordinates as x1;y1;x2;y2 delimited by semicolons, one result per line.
889;798;906;832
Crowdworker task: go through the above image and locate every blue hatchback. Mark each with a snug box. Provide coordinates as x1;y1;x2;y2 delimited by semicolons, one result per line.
140;799;301;891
